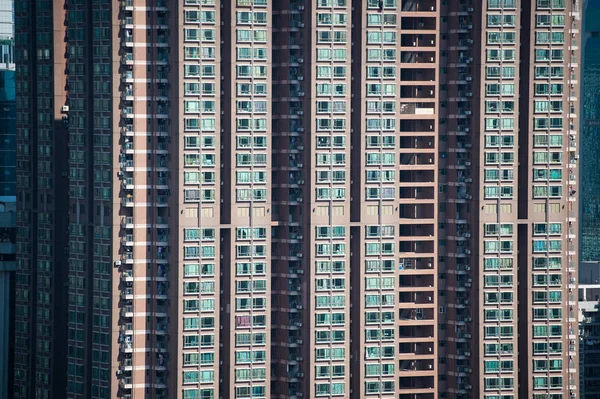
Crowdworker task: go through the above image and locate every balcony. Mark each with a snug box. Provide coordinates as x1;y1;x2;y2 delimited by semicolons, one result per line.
120;216;134;228
401;33;436;48
122;30;133;46
121;304;133;317
122;106;134;118
156;216;168;226
156;281;168;298
156;264;168;280
122;85;134;100
121;286;133;299
122;269;134;282
399;258;434;271
401;17;437;31
156;246;169;261
399;291;434;306
399;342;435;357
402;0;436;12
399;187;435;201
156;105;168;118
399;274;435;289
121;68;133;82
120;333;133;352
121;0;133;10
121;177;134;190
121;124;134;137
121;16;133;27
398;325;434;340
399;224;435;238
399;170;435;184
456;18;473;33
120;357;133;370
400;119;436;133
400;359;435;372
400;103;435;115
156;305;169;317
401;51;436;65
156;70;169;81
120;376;133;389
398;376;435;392
121;52;133;65
122;195;134;207
399;153;434;166
156;195;169;207
121;251;134;264
399;204;435;220
156;321;168;334
122;140;134;154
122;233;134;246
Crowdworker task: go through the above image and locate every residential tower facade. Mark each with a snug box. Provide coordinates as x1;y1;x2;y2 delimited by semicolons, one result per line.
13;1;580;399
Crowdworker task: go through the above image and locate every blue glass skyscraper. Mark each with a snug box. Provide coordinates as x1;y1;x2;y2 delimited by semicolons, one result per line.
581;0;600;261
0;70;15;197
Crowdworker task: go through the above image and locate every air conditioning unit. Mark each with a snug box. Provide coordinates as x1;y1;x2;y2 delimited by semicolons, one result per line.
61;105;69;112
115;261;122;266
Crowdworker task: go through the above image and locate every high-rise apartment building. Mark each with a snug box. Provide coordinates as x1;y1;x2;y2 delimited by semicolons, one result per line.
439;0;581;398
13;1;580;399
